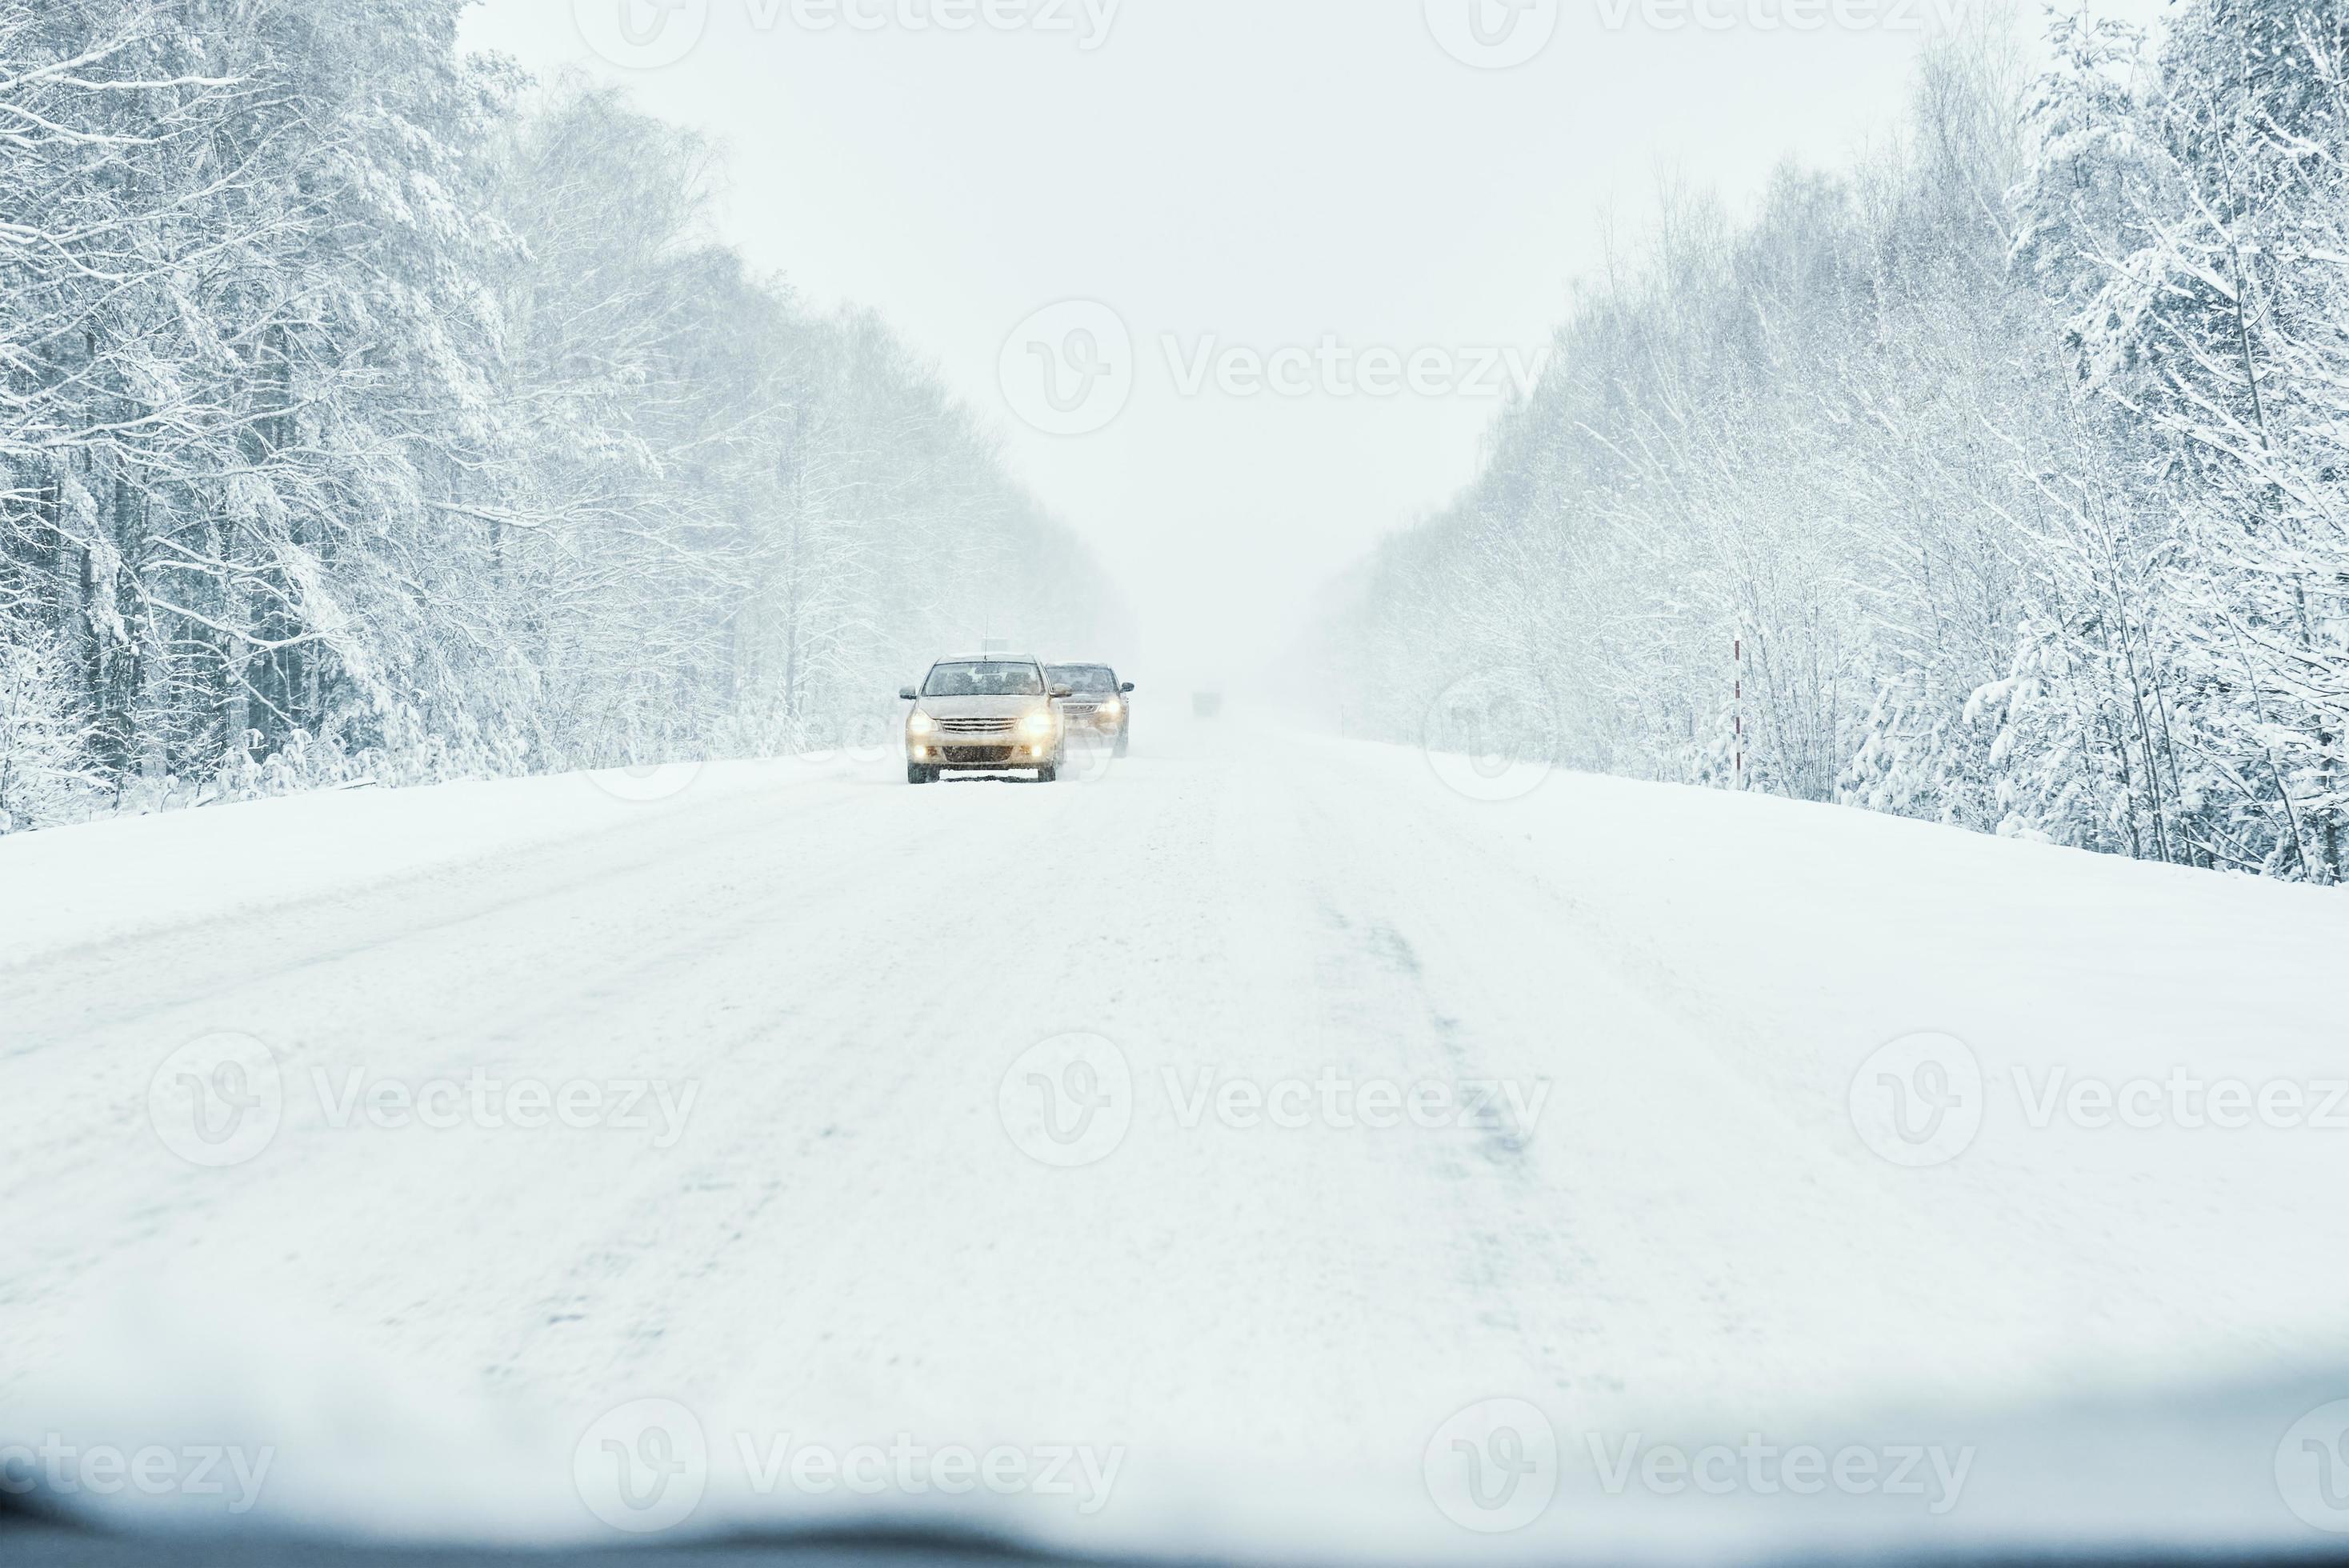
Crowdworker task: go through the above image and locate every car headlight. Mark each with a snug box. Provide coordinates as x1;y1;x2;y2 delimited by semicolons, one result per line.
909;712;937;735
1100;700;1122;719
1022;710;1054;737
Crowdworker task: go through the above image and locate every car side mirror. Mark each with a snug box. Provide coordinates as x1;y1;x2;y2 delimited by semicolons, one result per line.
1050;685;1074;699
898;687;918;702
1120;682;1135;694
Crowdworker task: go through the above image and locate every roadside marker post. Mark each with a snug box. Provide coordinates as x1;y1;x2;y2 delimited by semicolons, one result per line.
1734;637;1746;790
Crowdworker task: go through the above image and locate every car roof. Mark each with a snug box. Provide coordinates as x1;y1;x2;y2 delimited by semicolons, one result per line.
934;653;1044;665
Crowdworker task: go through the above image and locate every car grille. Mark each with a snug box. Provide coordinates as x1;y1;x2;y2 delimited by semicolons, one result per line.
939;718;1015;735
946;746;1014;764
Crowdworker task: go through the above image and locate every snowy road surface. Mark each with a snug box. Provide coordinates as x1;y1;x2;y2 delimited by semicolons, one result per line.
6;711;2348;1559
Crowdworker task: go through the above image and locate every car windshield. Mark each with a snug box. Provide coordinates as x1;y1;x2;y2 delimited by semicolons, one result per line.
924;662;1043;698
10;2;2348;1566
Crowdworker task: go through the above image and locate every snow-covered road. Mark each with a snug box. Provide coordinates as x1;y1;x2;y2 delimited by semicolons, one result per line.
6;712;2347;1560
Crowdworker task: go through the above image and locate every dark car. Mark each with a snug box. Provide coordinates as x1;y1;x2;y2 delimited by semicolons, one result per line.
1046;663;1134;758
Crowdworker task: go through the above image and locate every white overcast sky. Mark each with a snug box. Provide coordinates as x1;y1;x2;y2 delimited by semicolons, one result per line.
458;0;2165;681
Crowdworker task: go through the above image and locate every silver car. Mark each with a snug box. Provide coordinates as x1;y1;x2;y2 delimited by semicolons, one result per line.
900;655;1070;784
1046;663;1134;758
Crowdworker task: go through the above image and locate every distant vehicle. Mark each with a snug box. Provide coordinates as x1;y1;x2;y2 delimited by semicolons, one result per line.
1193;690;1224;718
1046;663;1134;758
900;654;1070;784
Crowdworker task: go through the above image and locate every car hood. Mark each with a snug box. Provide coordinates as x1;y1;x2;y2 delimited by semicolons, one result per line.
914;694;1049;720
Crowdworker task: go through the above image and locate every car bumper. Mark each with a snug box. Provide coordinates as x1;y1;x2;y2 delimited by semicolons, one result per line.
910;742;1059;770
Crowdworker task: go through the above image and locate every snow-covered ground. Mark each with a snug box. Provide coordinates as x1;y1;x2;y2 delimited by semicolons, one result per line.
5;711;2347;1562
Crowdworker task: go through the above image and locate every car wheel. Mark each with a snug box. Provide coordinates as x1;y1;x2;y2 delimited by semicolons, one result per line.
907;762;933;785
1038;762;1058;783
1112;733;1128;758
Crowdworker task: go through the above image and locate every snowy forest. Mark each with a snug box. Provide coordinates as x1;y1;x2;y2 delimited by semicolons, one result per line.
0;0;1115;832
1324;0;2349;882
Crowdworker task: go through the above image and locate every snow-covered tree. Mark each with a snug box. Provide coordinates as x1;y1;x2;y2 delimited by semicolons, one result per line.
0;625;97;832
0;4;1120;831
1319;2;2346;882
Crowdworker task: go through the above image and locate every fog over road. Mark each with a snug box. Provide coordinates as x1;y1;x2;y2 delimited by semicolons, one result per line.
5;712;2346;1557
